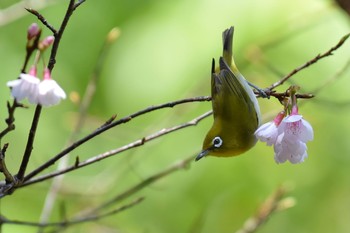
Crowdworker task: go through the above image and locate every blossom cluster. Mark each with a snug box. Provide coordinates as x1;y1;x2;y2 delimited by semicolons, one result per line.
254;106;314;164
7;68;66;107
6;23;66;107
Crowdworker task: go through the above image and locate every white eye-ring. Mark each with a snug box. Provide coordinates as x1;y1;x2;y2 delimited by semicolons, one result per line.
212;136;223;148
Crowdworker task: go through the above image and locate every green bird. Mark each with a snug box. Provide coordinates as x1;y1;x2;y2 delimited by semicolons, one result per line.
196;26;262;161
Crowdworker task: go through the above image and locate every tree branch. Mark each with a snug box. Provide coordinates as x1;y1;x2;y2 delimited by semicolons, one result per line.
0;197;143;228
15;105;42;182
235;185;296;233
5;0;86;194
0;101;26;139
267;33;350;91
20;111;212;188
25;8;57;34
0;144;15;184
48;0;84;71
20;96;210;183
37;26;121;231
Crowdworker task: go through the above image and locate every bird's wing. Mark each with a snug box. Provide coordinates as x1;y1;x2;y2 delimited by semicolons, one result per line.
211;57;260;126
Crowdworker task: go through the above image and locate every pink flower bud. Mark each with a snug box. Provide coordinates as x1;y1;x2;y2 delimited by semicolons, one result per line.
43;68;52;80
291;105;299;115
29;66;37;76
273;111;285;126
27;23;41;40
39;36;55;51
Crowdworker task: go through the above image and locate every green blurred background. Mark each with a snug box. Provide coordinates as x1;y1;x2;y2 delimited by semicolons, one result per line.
1;0;350;232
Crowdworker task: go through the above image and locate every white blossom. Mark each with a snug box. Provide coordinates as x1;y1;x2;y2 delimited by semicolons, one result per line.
38;79;66;107
255;122;279;146
7;73;40;103
255;111;284;146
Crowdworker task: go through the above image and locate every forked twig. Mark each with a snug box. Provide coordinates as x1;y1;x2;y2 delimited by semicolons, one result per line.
14;0;86;185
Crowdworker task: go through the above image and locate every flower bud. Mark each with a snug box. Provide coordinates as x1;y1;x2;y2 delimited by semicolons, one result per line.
39;36;55;51
27;23;41;40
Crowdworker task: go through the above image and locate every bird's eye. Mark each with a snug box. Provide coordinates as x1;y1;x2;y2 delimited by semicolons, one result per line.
212;136;223;148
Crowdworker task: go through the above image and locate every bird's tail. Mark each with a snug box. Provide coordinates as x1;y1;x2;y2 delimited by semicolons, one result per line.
222;26;234;67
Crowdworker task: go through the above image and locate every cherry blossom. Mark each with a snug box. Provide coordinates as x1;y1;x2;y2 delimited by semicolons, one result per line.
274;107;314;164
7;67;40;103
255;106;313;164
255;111;284;146
37;68;66;106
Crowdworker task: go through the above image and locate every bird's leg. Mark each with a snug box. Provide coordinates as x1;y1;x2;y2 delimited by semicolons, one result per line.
246;81;270;99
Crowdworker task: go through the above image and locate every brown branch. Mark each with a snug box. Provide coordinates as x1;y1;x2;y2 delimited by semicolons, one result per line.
269;90;314;103
2;0;86;194
0;0;57;27
0;197;143;228
74;0;86;10
37;26;121;230
21;96;211;183
15;105;42;182
48;0;84;71
0;101;26;139
311;57;350;95
23;29;42;73
235;185;296;233
267;33;350;91
25;8;57;34
86;155;196;214
0;144;15;184
20;111;212;188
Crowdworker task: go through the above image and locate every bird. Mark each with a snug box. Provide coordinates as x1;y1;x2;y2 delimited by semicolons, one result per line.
196;26;262;161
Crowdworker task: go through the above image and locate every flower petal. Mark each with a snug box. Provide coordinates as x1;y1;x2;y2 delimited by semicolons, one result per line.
255;122;278;146
38;79;66;107
299;119;314;141
283;114;302;123
7;74;40;103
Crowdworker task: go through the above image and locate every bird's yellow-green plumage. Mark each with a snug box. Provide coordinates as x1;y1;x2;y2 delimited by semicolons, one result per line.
196;26;261;161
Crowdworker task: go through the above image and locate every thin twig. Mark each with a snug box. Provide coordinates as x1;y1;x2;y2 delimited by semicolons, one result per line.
37;26;121;231
21;111;212;187
0;101;26;139
48;0;80;71
267;33;350;90
15;105;42;182
311;57;350;95
21;96;211;183
73;0;86;10
25;8;57;34
0;197;143;228
235;185;296;233
87;155;196;214
0;144;15;184
23;29;42;73
0;0;57;27
5;0;85;194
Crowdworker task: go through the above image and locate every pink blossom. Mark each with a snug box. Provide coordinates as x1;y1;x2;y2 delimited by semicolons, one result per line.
255;107;313;164
27;23;40;40
274;112;313;164
39;36;55;51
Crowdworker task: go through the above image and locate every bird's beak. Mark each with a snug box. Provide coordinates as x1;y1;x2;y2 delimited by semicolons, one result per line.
195;149;210;161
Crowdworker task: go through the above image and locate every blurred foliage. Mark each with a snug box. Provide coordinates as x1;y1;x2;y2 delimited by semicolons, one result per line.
0;0;350;233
